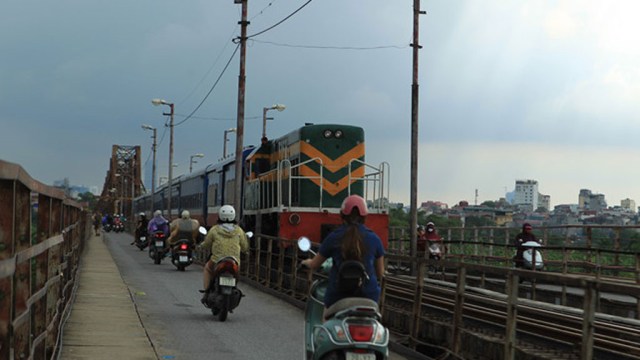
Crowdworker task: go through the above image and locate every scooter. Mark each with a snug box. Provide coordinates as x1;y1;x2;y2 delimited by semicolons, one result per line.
427;241;444;273
202;256;243;321
171;238;194;271
297;237;389;360
521;240;544;270
134;228;148;251
148;231;167;265
201;231;252;321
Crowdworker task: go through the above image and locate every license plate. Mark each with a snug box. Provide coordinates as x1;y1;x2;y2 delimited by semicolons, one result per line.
179;255;188;262
155;241;164;247
140;237;146;241
345;353;375;360
219;276;236;287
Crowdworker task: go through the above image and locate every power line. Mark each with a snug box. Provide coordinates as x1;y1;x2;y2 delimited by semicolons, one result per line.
245;0;314;40
174;43;241;127
177;25;240;105
250;39;408;50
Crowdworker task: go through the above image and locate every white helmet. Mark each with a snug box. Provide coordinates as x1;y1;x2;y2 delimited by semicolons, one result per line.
219;205;236;222
181;210;190;219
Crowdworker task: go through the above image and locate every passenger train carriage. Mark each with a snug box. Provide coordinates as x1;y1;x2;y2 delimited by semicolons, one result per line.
134;123;389;247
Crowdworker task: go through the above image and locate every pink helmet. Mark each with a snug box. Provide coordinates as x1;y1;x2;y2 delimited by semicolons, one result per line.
341;195;369;216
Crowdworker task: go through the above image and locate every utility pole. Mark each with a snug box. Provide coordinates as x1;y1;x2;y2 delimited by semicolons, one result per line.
233;0;248;219
409;0;425;262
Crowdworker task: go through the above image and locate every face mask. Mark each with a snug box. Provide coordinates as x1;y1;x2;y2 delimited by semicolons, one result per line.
427;228;434;233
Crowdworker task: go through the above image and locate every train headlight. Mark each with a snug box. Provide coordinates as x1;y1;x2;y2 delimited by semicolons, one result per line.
323;129;333;138
334;130;343;139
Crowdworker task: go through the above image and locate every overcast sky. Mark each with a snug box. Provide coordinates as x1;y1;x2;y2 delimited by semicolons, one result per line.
3;1;640;208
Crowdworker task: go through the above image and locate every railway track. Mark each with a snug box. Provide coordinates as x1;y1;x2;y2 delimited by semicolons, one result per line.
383;275;640;359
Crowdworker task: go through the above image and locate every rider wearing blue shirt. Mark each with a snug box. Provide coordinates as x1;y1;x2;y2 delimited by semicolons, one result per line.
301;195;385;309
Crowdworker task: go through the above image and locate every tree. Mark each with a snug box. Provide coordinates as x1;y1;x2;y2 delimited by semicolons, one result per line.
77;192;97;211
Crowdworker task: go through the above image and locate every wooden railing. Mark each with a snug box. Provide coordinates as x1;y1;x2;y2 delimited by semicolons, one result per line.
195;232;640;359
0;159;89;360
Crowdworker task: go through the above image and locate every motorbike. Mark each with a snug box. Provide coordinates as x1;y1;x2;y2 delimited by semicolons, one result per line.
148;231;167;265
103;223;112;232
113;219;124;233
134;228;149;251
520;240;544;270
201;230;253;321
202;256;243;321
427;241;444;273
171;238;194;271
297;237;389;360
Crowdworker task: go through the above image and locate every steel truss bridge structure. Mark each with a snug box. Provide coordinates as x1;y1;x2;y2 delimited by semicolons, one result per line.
97;145;144;220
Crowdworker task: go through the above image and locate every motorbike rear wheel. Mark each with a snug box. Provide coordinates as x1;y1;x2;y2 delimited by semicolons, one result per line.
218;308;228;322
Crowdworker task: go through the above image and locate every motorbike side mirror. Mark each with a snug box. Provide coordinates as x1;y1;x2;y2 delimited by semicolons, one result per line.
246;231;254;239
199;226;207;236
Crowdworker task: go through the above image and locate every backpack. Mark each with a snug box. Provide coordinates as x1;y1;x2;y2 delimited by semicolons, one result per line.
336;260;368;296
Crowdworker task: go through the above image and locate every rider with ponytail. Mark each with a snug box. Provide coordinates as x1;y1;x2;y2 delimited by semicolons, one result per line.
301;195;386;309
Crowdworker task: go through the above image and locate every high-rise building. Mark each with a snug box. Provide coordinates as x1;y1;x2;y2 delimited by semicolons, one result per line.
514;179;539;211
621;198;636;213
579;189;607;211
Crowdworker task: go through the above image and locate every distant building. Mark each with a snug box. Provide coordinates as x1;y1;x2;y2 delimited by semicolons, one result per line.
579;189;607;211
513;180;539;211
621;198;636;213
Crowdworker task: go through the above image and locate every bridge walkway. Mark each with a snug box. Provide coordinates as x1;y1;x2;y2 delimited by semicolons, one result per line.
59;232;416;360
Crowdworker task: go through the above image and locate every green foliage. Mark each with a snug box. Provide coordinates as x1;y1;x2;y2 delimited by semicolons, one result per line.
464;216;496;227
77;192;97;210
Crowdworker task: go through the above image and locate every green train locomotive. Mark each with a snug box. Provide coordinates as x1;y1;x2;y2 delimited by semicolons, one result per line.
243;123;389;246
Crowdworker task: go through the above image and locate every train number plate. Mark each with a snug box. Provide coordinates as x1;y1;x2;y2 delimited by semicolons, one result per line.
219;277;236;287
345;353;375;360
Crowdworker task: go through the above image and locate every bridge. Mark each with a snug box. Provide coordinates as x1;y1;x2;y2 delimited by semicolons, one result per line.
2;158;640;360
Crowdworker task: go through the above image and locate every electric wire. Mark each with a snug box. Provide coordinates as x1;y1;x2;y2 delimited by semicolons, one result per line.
250;39;409;50
244;0;313;40
177;24;240;105
174;43;240;127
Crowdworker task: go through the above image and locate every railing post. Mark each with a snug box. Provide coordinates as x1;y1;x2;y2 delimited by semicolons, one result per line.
581;279;596;360
451;265;466;355
409;258;425;349
504;270;519;360
265;238;273;286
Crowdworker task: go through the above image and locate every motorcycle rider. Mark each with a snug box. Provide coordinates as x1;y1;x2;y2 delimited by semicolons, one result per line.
300;194;385;318
416;225;427;254
147;210;170;237
425;222;445;258
514;223;541;268
198;205;248;303
131;212;149;245
167;210;200;249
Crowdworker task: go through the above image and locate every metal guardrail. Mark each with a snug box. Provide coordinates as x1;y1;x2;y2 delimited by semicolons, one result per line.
0;159;89;360
190;232;640;360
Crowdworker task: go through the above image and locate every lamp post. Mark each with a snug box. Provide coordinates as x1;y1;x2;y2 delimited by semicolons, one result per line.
151;98;175;218
262;104;286;139
190;153;204;173
223;128;236;158
141;124;157;195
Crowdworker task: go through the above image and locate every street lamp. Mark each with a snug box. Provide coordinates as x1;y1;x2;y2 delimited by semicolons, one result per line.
223;128;236;158
262;104;286;139
190;153;205;173
151;98;175;218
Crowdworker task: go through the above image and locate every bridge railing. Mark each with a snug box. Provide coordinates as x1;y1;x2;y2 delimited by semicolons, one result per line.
0;159;89;360
388;225;640;282
205;231;640;359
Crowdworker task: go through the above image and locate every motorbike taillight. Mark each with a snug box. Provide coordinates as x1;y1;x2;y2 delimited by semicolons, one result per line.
215;260;239;275
180;243;188;250
348;324;374;342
